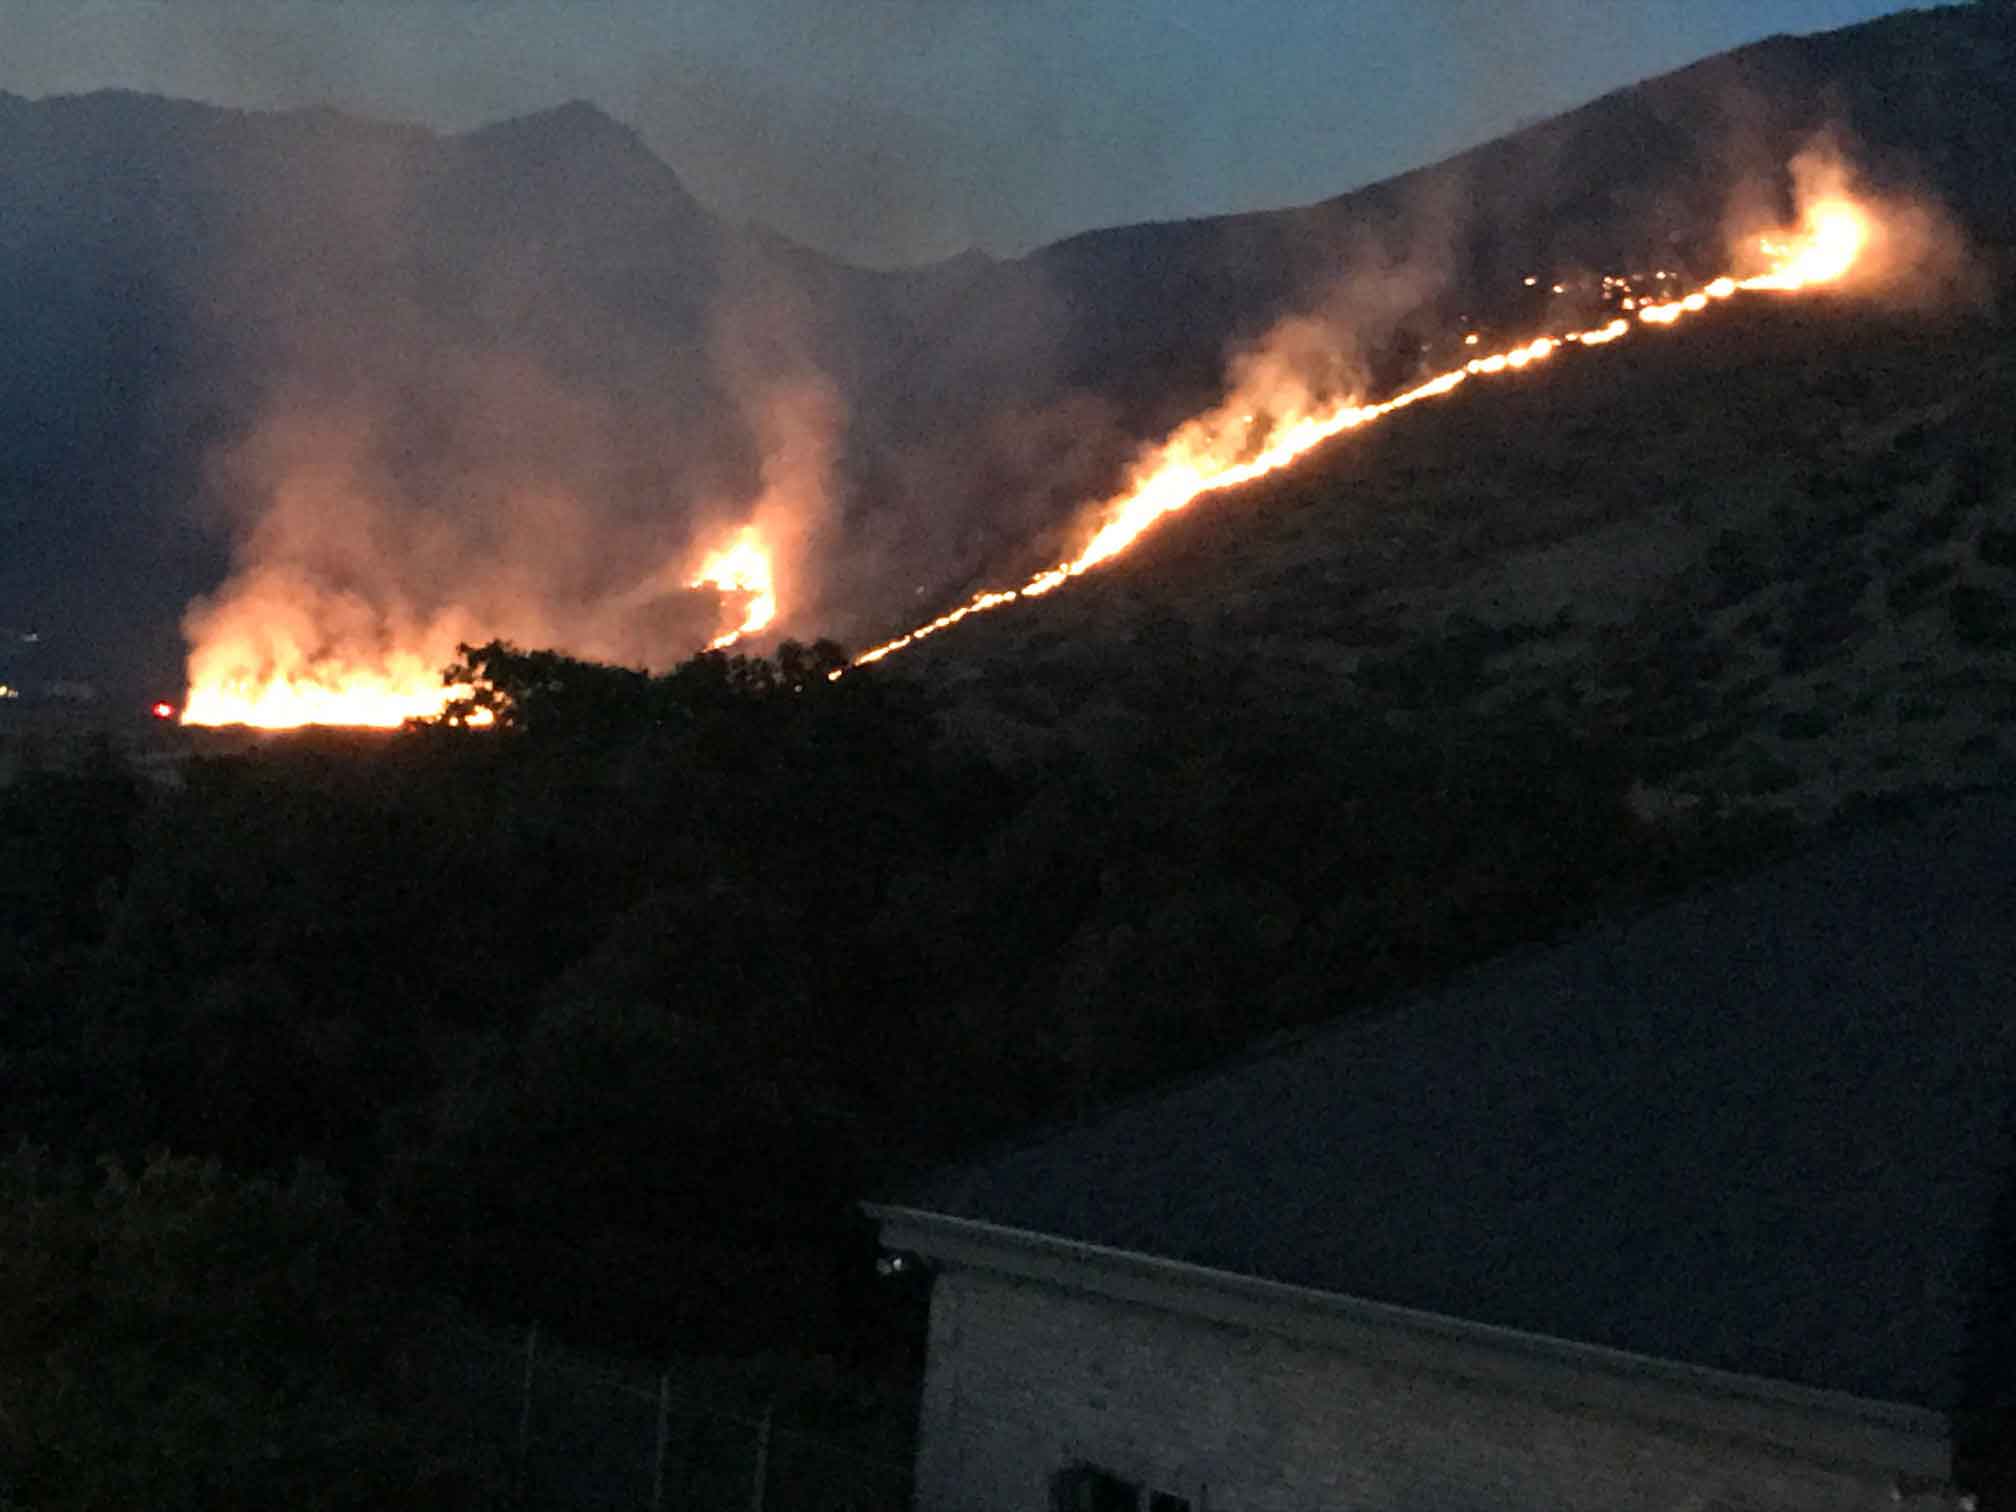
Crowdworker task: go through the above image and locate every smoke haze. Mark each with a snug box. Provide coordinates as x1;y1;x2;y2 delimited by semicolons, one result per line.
173;107;851;721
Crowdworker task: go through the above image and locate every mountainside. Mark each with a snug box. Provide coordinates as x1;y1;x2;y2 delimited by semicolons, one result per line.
856;3;2016;597
853;4;2016;828
903;291;2016;824
2;3;2014;711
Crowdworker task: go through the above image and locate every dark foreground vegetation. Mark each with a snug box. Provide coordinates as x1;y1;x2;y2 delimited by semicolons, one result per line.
1;636;1797;1504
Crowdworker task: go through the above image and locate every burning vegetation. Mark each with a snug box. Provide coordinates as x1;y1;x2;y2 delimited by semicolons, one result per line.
176;150;1937;727
852;183;1881;668
690;526;780;651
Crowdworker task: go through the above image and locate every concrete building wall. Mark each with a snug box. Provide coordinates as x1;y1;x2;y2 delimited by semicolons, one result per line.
915;1266;1910;1512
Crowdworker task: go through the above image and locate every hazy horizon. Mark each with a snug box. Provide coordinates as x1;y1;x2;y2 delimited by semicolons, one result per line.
0;0;1921;267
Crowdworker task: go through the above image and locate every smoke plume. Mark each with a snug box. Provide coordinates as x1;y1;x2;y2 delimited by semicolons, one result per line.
178;113;846;724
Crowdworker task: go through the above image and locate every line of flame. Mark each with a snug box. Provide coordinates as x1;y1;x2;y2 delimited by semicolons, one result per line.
850;200;1870;671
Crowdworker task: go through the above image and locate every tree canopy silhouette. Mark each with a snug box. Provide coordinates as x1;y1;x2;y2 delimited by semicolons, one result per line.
439;636;852;738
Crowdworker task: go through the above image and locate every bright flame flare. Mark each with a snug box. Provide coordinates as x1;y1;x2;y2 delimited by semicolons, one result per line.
180;528;782;728
691;527;778;650
1749;199;1869;291
178;660;491;730
852;195;1874;668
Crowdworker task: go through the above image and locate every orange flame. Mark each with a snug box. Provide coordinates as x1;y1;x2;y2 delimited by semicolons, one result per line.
691;526;778;650
1749;199;1869;291
176;568;487;728
180;526;782;727
852;195;1874;668
179;657;486;729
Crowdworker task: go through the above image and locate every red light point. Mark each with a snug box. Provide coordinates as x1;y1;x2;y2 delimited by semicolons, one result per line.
151;702;176;721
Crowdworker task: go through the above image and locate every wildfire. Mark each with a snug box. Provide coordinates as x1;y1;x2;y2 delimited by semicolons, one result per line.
177;186;1877;723
691;527;778;650
852;194;1876;669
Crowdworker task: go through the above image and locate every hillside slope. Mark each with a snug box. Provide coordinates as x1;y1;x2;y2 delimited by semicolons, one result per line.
902;290;2016;824
858;2;2016;602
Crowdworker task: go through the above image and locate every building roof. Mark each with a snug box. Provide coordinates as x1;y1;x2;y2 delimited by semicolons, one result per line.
892;793;2016;1411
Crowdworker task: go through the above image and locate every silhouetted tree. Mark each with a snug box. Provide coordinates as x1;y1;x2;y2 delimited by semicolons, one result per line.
441;639;652;738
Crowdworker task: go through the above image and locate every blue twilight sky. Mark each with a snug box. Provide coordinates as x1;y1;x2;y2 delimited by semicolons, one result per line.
0;0;1922;265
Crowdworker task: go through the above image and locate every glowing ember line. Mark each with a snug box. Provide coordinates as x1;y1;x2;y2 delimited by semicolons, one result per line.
1566;318;1631;348
852;199;1871;670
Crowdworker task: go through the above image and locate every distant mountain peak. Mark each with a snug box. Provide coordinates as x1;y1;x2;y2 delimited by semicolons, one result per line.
454;97;702;216
461;98;647;158
924;246;995;276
